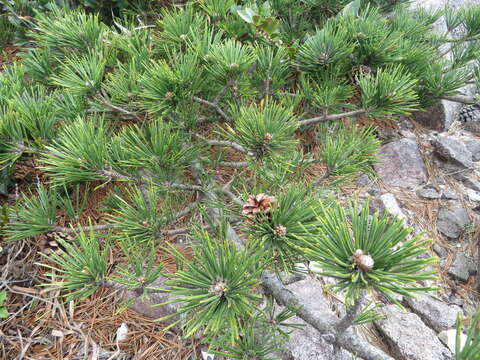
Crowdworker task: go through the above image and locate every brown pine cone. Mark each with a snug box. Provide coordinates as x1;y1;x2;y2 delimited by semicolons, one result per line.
242;194;276;217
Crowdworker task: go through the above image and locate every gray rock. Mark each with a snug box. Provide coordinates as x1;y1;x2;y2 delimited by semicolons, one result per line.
410;103;453;131
434;136;474;169
453;173;480;192
433;243;448;258
120;276;182;331
441;189;460;200
375;305;453;360
275;278;353;360
437;205;470;239
439;329;468;354
418;186;441;199
448;252;477;282
357;174;373;187
374;138;428;189
356;174;380;195
371;193;406;222
404;295;462;332
465;140;480;161
465;188;480;202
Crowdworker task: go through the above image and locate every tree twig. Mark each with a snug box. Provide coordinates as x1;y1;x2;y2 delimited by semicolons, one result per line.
98;168;202;191
216;161;248;168
261;272;394;360
193;133;253;156
214;78;236;104
215;187;243;206
53;224;114;233
299;109;366;126
335;289;367;334
193;96;231;122
441;95;478;104
98;92;142;121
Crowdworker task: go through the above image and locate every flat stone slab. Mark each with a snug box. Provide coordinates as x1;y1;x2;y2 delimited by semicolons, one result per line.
434;135;473;169
404;295;462;332
375;305;453;360
275;278;352;360
374;138;427;189
448;252;477;282
437;204;470;239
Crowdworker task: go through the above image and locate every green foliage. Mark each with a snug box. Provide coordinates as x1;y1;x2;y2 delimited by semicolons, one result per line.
160;227;265;342
106;185;168;244
353;303;384;325
40;117;111;185
39;227;110;300
157;6;206;48
113;120;197;180
0;63;27;109
296;22;354;75
358;65;419;116
0;14;15;47
456;310;480;360
209;321;283;359
245;185;321;272
140;54;203;115
206;39;256;83
303;200;437;305
303;75;354;115
231;2;282;41
0;291;9;319
20;47;56;83
112;238;164;292
226;101;298;159
254;45;291;95
5;185;57;242
317;122;379;182
30;5;107;56
8;85;59;140
51;50;107;96
2;0;480;355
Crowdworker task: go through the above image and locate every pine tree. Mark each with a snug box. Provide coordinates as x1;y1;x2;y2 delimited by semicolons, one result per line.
1;0;480;359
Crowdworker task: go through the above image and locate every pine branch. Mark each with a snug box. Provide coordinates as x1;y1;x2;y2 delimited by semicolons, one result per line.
98;280;132;292
216;161;248;168
299;109;366;126
193;96;231;122
214;78;236;104
98;95;143;121
98;168;202;191
194;133;253;156
261;272;394;360
446;34;480;43
335;290;367;334
162;224;211;236
171;199;200;219
14;142;43;155
54;224;114;233
280;272;306;285
215;187;243;206
441;95;478;104
314;170;330;187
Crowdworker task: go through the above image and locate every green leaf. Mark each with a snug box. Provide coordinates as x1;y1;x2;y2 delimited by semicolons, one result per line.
0;291;6;304
259;17;279;36
0;307;8;319
235;7;256;23
341;0;361;17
